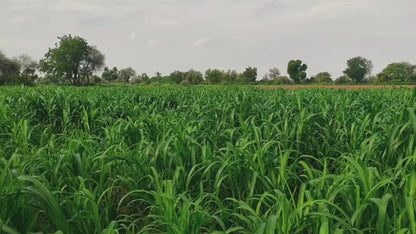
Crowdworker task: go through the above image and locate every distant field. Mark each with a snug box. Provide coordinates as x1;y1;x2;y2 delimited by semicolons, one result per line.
260;84;416;90
1;86;416;233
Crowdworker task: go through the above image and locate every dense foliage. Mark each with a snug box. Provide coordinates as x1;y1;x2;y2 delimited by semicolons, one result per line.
0;51;38;86
376;62;416;83
40;35;105;86
1;86;416;233
311;72;332;83
2;33;416;86
343;57;373;83
0;51;20;84
3;37;416;85
287;60;308;83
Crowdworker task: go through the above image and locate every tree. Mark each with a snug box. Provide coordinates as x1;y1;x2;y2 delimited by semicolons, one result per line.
205;69;224;84
377;62;416;83
148;72;176;84
261;68;291;85
335;75;352;84
185;69;203;84
287;60;307;83
119;67;136;82
242;67;257;84
265;68;281;81
40;35;105;86
313;72;332;83
80;46;105;80
343;56;372;83
155;71;162;78
14;55;38;76
102;67;119;81
223;70;239;84
14;54;38;82
141;73;149;83
274;76;292;85
0;50;20;85
169;71;186;84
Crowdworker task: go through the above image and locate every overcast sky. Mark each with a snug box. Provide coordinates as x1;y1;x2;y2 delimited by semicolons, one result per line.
1;0;415;78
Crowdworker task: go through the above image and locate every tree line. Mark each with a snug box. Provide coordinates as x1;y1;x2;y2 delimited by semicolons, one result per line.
1;34;415;86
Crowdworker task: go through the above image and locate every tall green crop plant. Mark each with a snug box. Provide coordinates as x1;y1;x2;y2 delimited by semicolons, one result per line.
1;86;416;233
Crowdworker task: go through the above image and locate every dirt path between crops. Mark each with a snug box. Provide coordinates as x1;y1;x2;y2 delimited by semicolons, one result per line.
259;85;416;90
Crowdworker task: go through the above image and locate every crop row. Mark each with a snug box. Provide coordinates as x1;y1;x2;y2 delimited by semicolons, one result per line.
0;86;415;233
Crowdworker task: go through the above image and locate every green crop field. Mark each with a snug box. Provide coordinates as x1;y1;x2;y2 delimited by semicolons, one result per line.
1;86;416;233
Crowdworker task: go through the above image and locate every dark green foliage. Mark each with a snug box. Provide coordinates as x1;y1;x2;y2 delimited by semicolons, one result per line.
335;75;353;84
377;62;416;83
148;73;176;85
287;60;307;83
184;69;203;84
343;56;373;82
168;70;203;85
169;71;186;84
0;51;21;85
101;67;119;81
40;35;105;86
205;69;224;84
241;66;257;83
141;73;149;82
0;52;38;85
204;69;241;84
312;72;333;83
223;70;239;84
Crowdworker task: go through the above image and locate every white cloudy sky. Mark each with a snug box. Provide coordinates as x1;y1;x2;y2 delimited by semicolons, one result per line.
1;0;415;78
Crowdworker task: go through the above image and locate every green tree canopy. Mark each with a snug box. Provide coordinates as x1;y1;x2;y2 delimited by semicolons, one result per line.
312;72;333;83
343;56;372;83
377;62;416;83
169;71;186;84
242;67;257;84
185;69;203;85
141;73;149;82
119;67;137;82
102;67;119;81
0;50;20;84
287;60;307;83
205;69;224;84
40;35;105;86
223;70;239;84
335;75;352;84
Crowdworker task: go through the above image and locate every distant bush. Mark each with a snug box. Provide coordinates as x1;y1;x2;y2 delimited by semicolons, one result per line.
272;76;292;85
312;72;333;83
335;75;353;84
180;79;191;86
150;77;176;84
376;62;416;83
1;75;36;86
